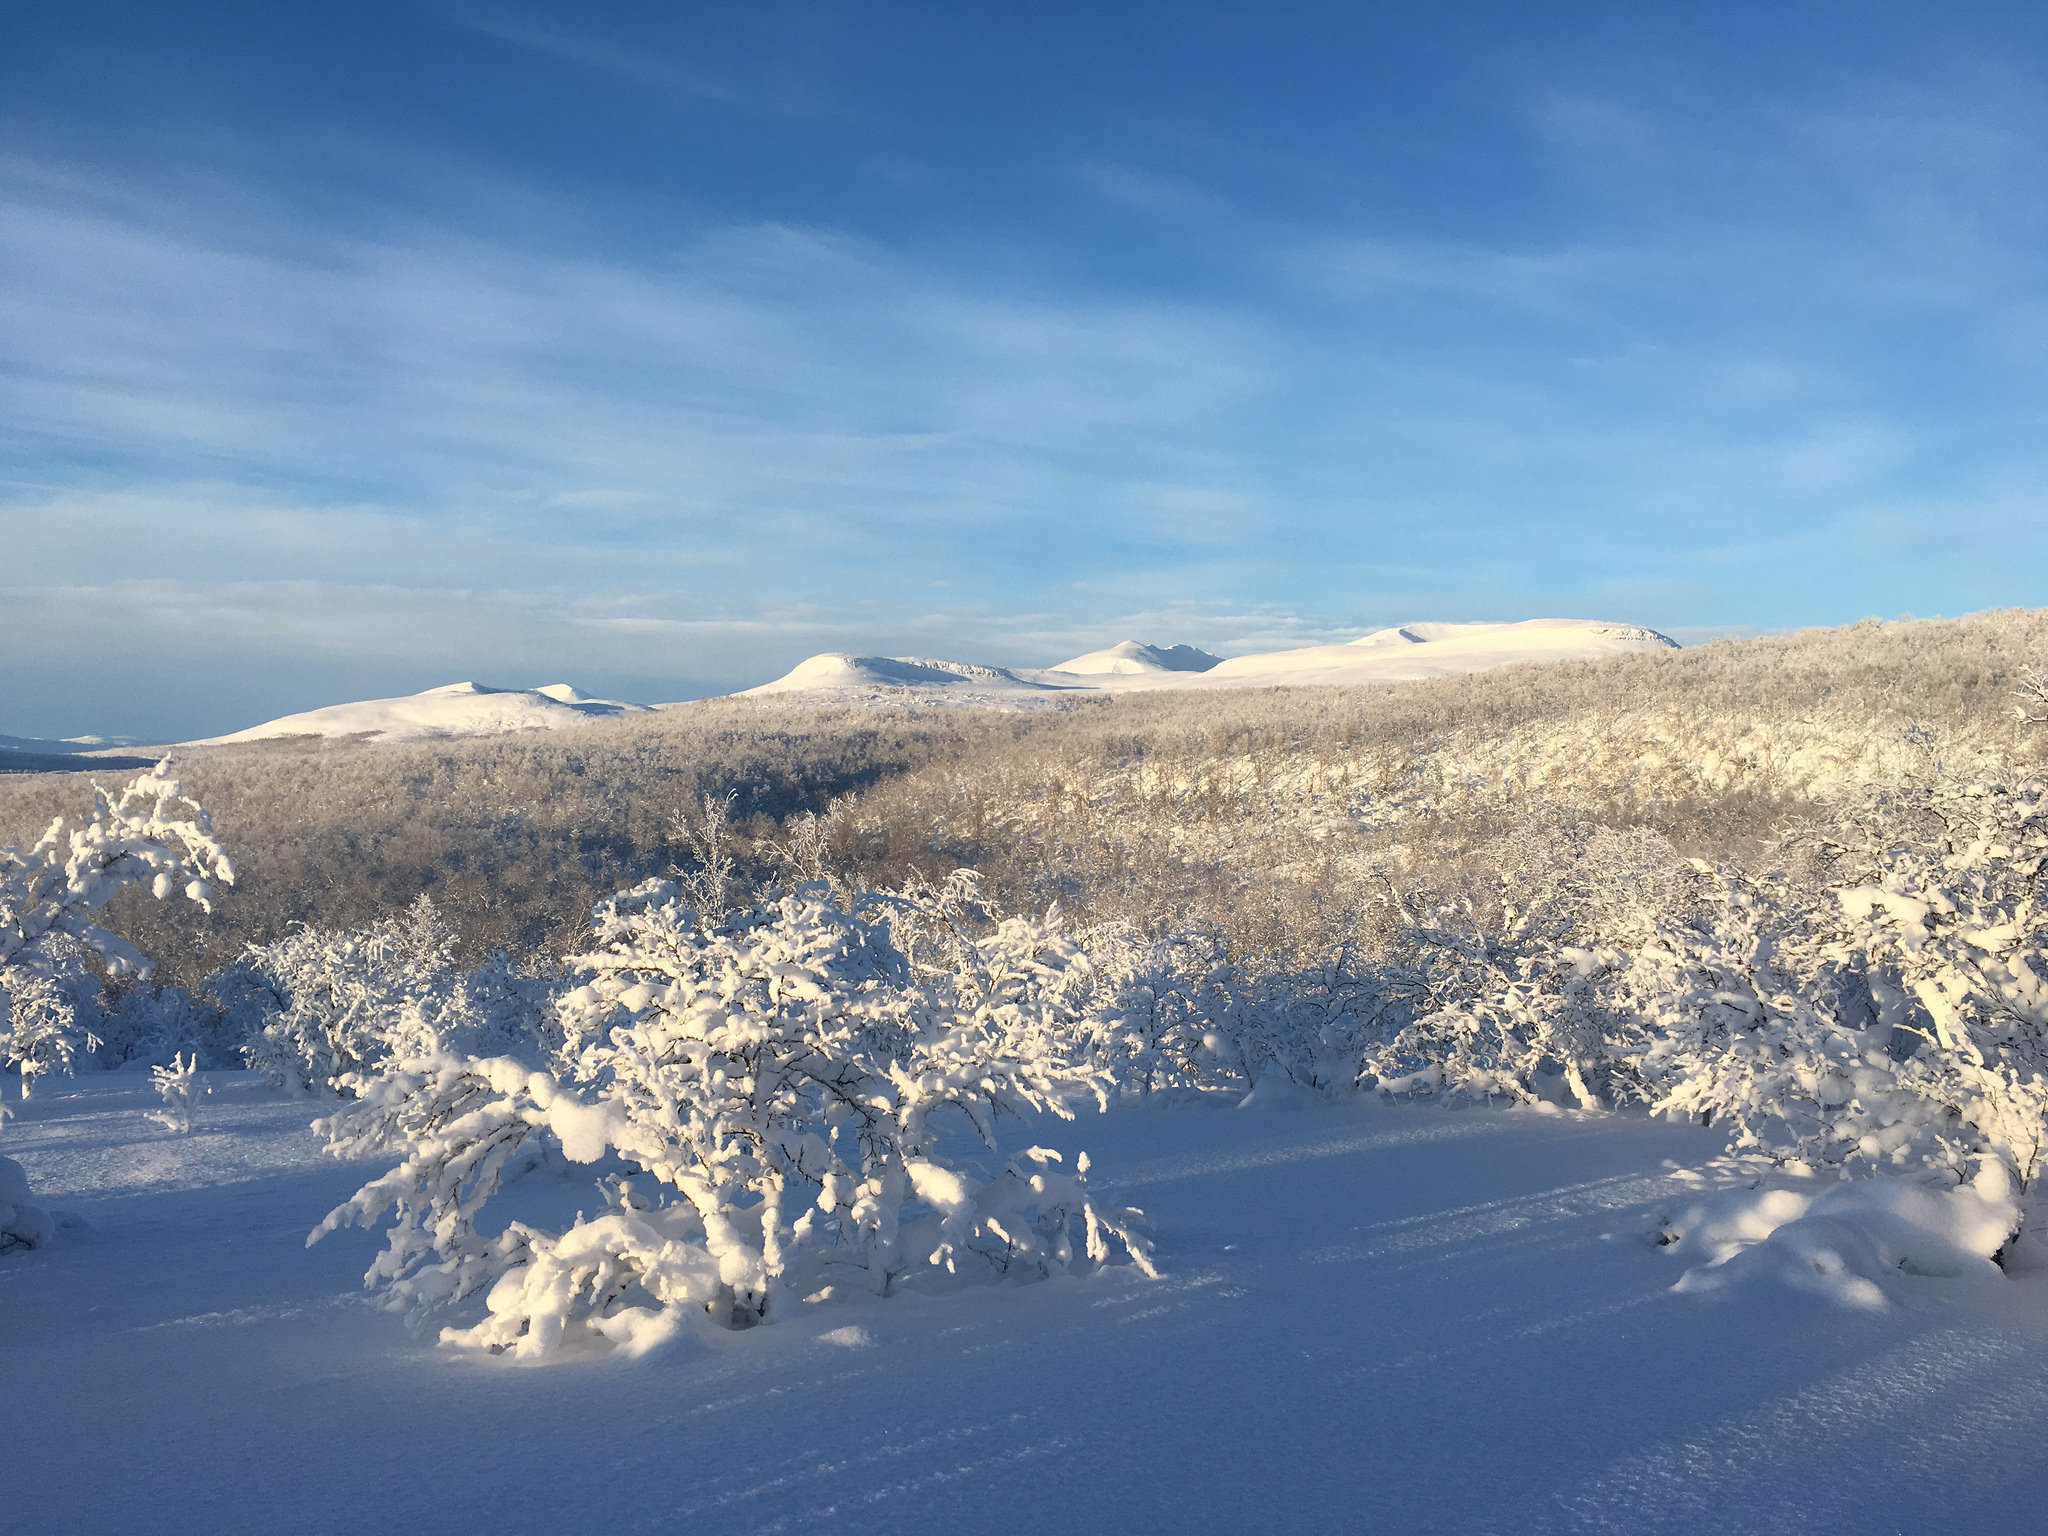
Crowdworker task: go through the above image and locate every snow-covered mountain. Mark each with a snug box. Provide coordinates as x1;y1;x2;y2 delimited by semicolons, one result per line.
158;621;1677;746
1196;618;1677;689
193;682;653;745
740;654;1066;700
1049;641;1223;676
743;619;1676;701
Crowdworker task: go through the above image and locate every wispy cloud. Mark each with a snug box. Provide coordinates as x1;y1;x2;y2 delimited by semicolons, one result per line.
8;41;2048;737
448;11;772;111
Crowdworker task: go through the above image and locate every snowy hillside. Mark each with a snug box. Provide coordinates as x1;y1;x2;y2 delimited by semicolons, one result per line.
744;619;1675;700
194;682;653;745
740;653;1078;701
5;1075;2047;1536
1189;618;1676;689
1049;640;1223;675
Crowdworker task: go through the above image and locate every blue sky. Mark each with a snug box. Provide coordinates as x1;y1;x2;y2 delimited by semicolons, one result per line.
5;1;2048;739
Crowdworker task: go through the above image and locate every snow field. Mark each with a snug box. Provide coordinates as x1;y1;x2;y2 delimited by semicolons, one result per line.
7;1075;2048;1535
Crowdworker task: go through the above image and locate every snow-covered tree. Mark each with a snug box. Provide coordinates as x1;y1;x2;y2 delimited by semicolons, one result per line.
240;895;556;1093
1367;820;1691;1110
1816;774;2048;1186
1;762;232;1094
0;942;103;1097
314;877;1155;1358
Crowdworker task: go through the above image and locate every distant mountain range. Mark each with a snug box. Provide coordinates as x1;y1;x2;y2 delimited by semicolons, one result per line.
741;619;1677;700
4;620;1679;755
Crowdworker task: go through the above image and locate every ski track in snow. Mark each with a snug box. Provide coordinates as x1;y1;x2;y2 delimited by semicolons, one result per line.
5;1077;2048;1535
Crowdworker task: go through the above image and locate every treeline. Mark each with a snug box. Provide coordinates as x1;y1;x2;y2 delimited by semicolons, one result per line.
2;608;2042;993
0;701;1094;988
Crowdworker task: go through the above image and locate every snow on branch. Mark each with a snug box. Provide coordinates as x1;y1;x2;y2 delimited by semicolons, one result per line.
315;878;1155;1359
2;762;233;1094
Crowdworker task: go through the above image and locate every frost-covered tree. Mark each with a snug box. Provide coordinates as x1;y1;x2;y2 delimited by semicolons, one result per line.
1;763;232;1094
1367;820;1691;1109
0;941;103;1097
314;877;1155;1358
1816;774;2048;1186
242;896;555;1093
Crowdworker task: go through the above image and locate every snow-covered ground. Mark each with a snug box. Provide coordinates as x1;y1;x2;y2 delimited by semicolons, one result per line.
7;1074;2046;1535
193;682;653;745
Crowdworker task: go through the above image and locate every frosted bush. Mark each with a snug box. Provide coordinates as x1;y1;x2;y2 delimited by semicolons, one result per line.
1820;774;2048;1186
0;946;103;1098
1;763;232;1094
1366;819;1691;1109
313;878;1155;1358
244;897;556;1094
148;1052;209;1134
243;895;457;1093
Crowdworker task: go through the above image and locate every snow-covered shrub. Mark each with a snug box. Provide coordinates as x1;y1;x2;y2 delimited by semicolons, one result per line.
1621;867;1940;1170
92;982;228;1069
1;762;232;1093
148;1052;208;1134
242;896;557;1094
1658;1166;2020;1309
1364;768;2048;1197
1816;774;2048;1187
314;878;1155;1358
0;942;104;1097
1367;819;1694;1109
242;895;458;1093
1081;923;1250;1095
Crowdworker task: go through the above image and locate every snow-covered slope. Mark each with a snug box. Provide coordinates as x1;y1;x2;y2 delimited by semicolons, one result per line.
743;621;1675;701
194;682;652;745
1197;618;1677;689
1049;641;1222;676
6;1075;2047;1536
741;654;1077;700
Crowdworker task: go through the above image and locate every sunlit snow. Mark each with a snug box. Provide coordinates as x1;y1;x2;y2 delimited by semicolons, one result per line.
193;681;653;745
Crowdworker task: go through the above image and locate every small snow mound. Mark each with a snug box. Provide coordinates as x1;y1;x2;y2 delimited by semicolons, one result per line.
1235;1074;1323;1111
0;1154;56;1253
818;1325;875;1348
1661;1171;2018;1310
